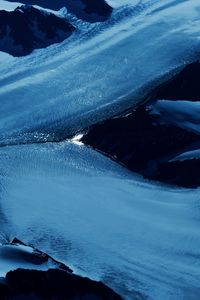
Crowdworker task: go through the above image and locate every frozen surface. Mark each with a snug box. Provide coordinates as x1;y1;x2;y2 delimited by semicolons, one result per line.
0;243;57;277
1;1;200;300
149;100;200;134
0;0;21;11
170;149;200;162
0;141;200;299
1;0;200;144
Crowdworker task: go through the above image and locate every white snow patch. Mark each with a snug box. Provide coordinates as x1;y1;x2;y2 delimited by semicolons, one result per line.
149;100;200;134
170;149;200;162
0;0;21;11
71;134;84;146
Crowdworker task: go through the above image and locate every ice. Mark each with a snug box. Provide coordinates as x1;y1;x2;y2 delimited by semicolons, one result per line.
0;0;21;11
107;0;140;8
0;141;200;299
149;100;200;134
1;0;200;144
170;149;200;162
1;1;200;299
0;243;50;277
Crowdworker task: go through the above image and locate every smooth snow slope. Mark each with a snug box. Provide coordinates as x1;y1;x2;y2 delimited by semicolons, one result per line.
0;141;200;300
0;0;200;144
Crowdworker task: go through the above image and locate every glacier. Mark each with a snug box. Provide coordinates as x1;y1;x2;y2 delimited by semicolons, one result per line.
1;0;200;144
0;0;200;299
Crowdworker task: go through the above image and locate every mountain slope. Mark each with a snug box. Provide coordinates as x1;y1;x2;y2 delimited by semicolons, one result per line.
0;5;75;56
4;0;113;22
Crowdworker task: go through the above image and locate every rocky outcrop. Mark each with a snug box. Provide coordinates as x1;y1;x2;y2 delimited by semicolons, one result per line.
0;5;75;56
0;238;123;300
82;61;200;188
9;238;73;272
149;61;200;101
5;0;113;22
0;268;122;299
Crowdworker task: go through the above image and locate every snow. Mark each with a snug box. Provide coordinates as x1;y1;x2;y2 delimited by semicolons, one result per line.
148;100;200;134
107;0;140;8
0;243;61;277
170;149;200;162
0;141;200;299
0;51;13;62
0;0;68;16
1;1;200;299
0;0;21;11
0;0;200;145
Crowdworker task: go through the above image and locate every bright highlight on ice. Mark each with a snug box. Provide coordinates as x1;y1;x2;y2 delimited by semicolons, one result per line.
71;134;84;146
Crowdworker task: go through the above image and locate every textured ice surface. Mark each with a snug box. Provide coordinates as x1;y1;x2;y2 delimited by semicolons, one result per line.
1;0;200;144
1;1;200;300
0;141;200;299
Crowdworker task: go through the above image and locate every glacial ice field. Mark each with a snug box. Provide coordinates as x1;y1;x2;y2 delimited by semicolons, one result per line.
1;0;200;144
1;0;200;299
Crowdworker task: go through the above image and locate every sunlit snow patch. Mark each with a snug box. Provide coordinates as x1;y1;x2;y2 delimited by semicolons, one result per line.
71;134;84;146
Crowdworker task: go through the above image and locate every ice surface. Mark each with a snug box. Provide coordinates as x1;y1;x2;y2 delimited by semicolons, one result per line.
149;100;200;134
1;1;200;300
170;149;200;162
0;141;200;299
0;0;21;11
1;0;200;144
0;243;52;277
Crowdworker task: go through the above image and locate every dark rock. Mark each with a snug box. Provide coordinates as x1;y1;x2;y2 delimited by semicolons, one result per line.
11;238;27;246
5;0;113;22
82;104;200;187
10;238;73;273
0;5;75;56
150;61;200;101
0;238;123;299
82;61;200;188
156;159;200;188
0;268;123;299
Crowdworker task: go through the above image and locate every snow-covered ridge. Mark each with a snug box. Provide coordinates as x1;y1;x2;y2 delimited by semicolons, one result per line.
0;239;121;299
0;0;20;11
3;0;113;22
